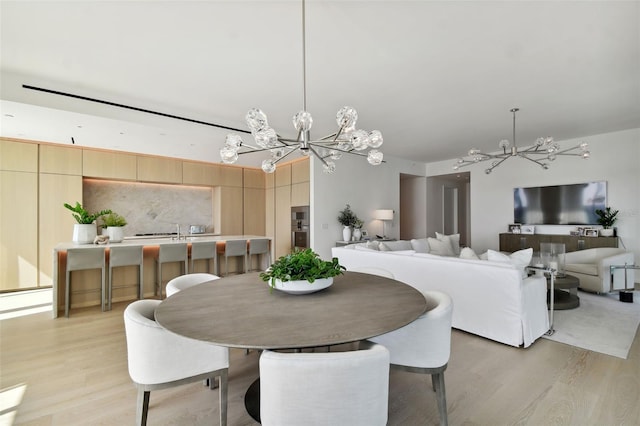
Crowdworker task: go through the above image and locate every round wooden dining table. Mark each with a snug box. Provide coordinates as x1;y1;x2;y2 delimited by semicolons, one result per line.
155;271;428;422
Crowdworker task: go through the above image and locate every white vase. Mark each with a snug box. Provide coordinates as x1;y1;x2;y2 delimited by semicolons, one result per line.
353;228;362;241
106;226;124;243
269;277;334;295
600;228;614;237
342;226;352;242
72;223;97;244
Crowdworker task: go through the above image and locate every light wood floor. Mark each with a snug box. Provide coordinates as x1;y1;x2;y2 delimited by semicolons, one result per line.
1;300;639;425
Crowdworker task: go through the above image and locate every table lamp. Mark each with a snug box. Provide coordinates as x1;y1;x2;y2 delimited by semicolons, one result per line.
374;209;394;239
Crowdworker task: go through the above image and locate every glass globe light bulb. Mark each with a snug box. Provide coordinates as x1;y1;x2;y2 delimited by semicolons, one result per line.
580;142;589;151
367;149;383;165
246;108;269;132
468;148;479;156
485;168;492;175
323;161;336;174
582;150;590;159
261;159;276;173
220;147;238;164
498;139;510;149
452;164;460;170
292;110;313;131
351;129;370;151
548;154;556;161
535;137;545;147
329;150;342;160
254;127;278;148
337;141;352;152
457;158;464;164
368;130;383;148
270;148;285;159
225;134;243;148
541;164;549;170
336;106;358;129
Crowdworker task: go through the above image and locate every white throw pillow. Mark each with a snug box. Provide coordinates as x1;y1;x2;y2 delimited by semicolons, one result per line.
459;247;479;260
410;238;430;253
354;244;377;252
487;248;533;278
435;232;461;255
379;240;413;251
427;237;455;256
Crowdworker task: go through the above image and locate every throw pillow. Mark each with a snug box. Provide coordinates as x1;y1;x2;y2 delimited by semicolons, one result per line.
427;237;455;256
410;238;430;253
379;240;413;251
487;248;533;278
435;232;461;255
459;247;479;260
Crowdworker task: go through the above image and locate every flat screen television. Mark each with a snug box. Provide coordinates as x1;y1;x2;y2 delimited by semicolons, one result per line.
514;181;606;225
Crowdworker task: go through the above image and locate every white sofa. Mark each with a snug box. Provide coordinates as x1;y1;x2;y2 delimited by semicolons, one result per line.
332;245;549;348
562;248;635;293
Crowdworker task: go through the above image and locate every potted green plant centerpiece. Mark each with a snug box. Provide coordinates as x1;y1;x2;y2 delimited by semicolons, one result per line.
64;202;111;244
260;248;345;294
102;212;127;243
338;204;357;242
595;206;619;237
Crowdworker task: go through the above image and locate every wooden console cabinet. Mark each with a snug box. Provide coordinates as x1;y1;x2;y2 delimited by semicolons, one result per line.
499;233;618;253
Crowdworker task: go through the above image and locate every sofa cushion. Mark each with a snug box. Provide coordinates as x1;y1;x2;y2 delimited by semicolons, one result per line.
354;241;380;251
410;238;430;253
487;248;533;279
565;263;598;276
427;237;456;256
379;240;413;251
435;232;461;255
459;247;479;260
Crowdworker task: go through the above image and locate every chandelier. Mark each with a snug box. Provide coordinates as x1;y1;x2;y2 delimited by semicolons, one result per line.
219;0;384;174
453;108;590;174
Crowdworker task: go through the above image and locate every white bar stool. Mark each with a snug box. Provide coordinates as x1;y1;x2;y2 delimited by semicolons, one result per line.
108;245;144;310
248;238;271;272
65;247;106;318
156;243;188;299
221;239;247;276
190;241;218;274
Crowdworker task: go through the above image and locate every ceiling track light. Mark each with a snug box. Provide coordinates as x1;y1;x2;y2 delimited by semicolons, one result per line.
453;108;590;174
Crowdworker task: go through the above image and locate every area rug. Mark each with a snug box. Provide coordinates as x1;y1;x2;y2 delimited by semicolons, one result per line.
542;290;640;359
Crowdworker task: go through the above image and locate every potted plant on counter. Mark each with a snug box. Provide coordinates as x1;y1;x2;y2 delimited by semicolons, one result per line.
260;248;345;294
338;204;357;242
595;206;619;237
102;212;127;243
64;202;111;244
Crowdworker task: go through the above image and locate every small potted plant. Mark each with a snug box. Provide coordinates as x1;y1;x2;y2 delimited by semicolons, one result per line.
595;206;619;237
352;218;365;241
337;204;357;242
260;248;345;294
102;212;127;243
64;202;111;244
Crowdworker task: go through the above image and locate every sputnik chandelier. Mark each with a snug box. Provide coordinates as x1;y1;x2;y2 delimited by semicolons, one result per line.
453;108;590;174
219;0;384;174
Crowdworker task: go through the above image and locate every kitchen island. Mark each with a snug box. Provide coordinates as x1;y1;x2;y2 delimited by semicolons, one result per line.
52;235;271;318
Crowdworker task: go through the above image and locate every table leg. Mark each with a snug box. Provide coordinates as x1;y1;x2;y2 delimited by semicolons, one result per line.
546;274;555;336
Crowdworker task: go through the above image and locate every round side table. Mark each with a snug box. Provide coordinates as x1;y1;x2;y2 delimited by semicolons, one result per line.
546;274;580;310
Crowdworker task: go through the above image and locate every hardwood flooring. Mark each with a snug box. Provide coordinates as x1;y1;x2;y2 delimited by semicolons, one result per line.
1;300;639;425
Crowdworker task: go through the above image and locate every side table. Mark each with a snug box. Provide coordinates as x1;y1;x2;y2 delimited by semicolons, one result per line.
546;274;580;310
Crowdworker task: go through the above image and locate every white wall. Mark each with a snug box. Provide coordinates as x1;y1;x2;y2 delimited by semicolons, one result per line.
310;153;426;260
426;128;640;264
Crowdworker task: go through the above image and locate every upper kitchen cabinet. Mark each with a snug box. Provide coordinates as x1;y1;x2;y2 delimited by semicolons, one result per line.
291;158;310;206
0;139;38;172
275;163;292;187
183;161;217;186
217;165;243;187
291;158;309;184
243;168;265;189
83;149;137;180
137;155;182;184
40;144;82;175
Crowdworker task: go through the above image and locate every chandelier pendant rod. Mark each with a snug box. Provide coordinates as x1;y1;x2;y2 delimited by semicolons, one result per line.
301;0;307;112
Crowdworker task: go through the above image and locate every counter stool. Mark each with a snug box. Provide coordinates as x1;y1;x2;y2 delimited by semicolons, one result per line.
190;241;218;274
65;247;106;318
221;240;247;276
248;238;271;272
156;243;188;299
108;245;144;310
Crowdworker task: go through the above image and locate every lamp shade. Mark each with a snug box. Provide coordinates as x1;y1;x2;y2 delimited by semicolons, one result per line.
374;209;394;220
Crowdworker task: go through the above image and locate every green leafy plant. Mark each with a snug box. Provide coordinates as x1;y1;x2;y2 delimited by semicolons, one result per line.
102;212;127;227
337;204;357;227
260;248;345;288
595;206;619;229
63;202;111;225
353;218;365;229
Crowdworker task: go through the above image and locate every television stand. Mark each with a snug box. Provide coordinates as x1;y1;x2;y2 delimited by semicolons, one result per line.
499;233;618;253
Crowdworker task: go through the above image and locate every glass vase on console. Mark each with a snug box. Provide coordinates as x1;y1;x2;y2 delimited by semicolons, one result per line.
540;242;566;277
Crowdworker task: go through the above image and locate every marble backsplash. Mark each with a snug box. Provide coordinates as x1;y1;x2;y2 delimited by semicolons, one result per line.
84;179;213;236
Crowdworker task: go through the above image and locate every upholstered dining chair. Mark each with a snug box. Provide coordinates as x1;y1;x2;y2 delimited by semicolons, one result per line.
259;342;390;426
368;290;453;426
165;273;220;298
124;299;229;426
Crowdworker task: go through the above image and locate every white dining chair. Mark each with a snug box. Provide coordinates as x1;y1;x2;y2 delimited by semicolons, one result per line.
190;240;218;274
166;273;220;298
221;239;247;276
65;247;106;317
368;290;453;426
108;245;144;309
124;299;229;426
156;243;188;298
259;342;390;426
247;238;271;272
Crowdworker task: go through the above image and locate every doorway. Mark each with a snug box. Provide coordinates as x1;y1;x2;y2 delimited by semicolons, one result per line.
426;172;470;247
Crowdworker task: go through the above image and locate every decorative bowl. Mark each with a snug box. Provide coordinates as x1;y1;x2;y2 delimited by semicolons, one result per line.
269;277;333;295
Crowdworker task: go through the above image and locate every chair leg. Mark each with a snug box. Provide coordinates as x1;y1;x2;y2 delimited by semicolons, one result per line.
101;266;106;312
432;372;448;426
218;370;228;426
65;270;71;318
138;265;144;300
136;388;150;426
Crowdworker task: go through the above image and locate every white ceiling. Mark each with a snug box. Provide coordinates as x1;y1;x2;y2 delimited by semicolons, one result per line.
1;1;639;168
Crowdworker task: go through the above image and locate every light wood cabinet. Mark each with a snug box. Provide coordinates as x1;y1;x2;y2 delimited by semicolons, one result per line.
275;185;292;258
40;145;82;175
0;139;38;172
214;186;243;235
0;170;38;290
244;188;266;235
244;168;265;189
137;155;182;183
183;161;218;185
275;163;292;187
39;174;83;286
499;233;619;253
291;182;309;207
83;149;137;180
218;165;243;187
291;158;309;184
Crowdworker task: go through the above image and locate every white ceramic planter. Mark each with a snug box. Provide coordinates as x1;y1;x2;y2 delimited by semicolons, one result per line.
72;223;97;244
106;226;124;243
342;226;352;242
269;277;333;295
599;228;614;237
